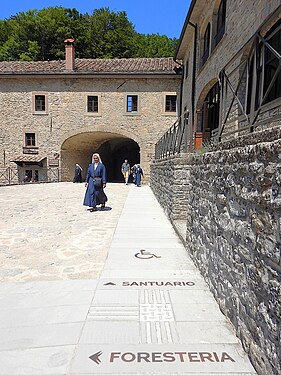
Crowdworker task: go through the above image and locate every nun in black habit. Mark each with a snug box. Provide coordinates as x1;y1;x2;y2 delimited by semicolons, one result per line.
83;153;108;211
73;163;83;183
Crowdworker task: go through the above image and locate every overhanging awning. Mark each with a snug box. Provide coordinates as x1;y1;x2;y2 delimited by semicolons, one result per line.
10;155;47;165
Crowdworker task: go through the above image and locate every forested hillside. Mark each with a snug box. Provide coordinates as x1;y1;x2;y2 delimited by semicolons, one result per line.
0;7;178;61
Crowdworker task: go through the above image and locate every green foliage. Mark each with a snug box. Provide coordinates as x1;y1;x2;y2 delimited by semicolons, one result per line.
0;37;20;61
85;8;136;58
134;34;178;58
0;7;178;61
19;40;40;61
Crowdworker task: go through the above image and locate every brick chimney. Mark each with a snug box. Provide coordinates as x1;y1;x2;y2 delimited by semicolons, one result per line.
64;39;75;70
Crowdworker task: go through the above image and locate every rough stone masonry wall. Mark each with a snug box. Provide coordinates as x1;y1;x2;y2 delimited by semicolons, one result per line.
150;156;191;221
150;127;281;375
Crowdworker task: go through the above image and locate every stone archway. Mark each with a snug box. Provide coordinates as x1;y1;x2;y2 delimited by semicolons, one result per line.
61;131;140;182
195;79;220;144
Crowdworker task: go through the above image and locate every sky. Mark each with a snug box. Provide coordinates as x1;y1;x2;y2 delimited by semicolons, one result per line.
0;0;192;39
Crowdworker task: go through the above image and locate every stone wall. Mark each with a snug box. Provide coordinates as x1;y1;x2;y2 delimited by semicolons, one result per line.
150;156;191;221
150;126;281;375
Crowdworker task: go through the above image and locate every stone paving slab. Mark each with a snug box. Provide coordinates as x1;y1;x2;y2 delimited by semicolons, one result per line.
0;289;94;309
104;249;196;271
103;260;196;271
0;322;83;350
113;230;179;239
110;238;184;246
0;304;90;328
92;289;140;305
70;344;256;374
0;279;98;294
80;321;140;344
172;303;225;322
97;278;208;290
0;345;75;375
100;269;204;279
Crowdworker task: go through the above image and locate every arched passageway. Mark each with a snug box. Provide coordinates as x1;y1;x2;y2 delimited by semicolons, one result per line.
200;81;220;137
196;80;220;146
61;132;140;182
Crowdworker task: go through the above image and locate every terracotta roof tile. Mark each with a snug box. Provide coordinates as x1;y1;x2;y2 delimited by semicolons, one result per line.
0;57;181;75
10;155;46;163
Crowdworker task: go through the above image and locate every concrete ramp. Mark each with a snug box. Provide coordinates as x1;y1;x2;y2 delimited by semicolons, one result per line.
71;186;256;374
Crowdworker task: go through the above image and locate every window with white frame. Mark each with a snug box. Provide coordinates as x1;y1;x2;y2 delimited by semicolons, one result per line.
87;95;99;112
165;95;177;112
35;95;46;111
32;93;48;114
25;133;36;147
126;95;138;112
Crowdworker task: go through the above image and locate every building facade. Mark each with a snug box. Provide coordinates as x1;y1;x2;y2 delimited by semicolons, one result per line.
0;40;181;184
174;0;281;150
152;2;281;375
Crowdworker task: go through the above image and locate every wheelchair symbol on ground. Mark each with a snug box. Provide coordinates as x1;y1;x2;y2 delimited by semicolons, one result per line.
135;249;161;259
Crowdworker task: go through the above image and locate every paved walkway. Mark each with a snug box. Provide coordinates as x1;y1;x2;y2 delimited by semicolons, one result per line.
0;184;256;374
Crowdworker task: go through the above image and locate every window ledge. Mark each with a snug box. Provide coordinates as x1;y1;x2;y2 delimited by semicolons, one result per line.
23;147;39;154
162;112;177;116
33;112;48;115
84;113;102;117
124;112;141;116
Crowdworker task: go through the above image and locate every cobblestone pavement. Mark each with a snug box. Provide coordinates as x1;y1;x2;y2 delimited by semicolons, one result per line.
0;182;129;282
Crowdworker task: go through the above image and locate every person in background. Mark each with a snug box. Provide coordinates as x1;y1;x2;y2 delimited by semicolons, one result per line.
121;159;130;185
73;163;83;183
135;164;144;187
83;153;107;212
131;164;137;185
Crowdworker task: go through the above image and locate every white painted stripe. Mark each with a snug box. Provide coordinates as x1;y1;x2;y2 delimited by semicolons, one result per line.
144;289;149;304
164;290;170;303
160;290;165;303
152;290;157;304
165;321;173;343
149;290;153;304
155;321;162;344
146;322;152;344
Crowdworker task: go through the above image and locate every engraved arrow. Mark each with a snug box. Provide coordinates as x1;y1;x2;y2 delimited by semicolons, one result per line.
89;351;103;364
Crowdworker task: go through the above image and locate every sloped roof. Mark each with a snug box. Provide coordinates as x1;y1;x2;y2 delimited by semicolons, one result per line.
0;57;181;75
10;155;46;163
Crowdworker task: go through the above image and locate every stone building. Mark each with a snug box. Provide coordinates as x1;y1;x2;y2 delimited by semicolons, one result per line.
0;40;181;183
174;0;281;150
152;2;281;375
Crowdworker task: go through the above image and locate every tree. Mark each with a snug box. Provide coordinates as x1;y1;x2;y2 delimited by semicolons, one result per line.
0;7;178;61
83;8;136;58
0;37;20;61
134;34;178;58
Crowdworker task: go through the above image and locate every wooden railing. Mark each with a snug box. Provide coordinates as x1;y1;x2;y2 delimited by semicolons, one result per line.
218;14;281;140
0;167;60;186
155;112;189;159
